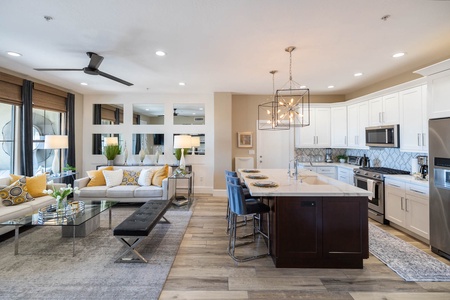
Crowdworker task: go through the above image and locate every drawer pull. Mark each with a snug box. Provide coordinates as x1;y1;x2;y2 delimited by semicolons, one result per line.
410;188;426;195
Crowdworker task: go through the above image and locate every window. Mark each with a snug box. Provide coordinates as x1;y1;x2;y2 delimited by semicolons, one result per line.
0;103;16;177
32;108;64;174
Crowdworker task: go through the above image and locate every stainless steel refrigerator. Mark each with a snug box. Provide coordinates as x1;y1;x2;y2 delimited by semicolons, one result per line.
429;117;450;260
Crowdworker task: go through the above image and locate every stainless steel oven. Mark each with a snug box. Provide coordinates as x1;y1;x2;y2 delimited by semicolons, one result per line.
354;167;410;224
354;173;385;223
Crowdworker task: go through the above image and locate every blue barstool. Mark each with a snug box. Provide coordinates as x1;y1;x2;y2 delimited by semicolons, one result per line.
226;175;257;234
227;181;270;262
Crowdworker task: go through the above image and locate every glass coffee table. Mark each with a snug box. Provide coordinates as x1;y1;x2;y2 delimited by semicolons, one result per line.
0;200;117;256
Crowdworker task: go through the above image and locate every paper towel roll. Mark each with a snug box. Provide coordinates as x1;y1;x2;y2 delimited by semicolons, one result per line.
411;158;419;174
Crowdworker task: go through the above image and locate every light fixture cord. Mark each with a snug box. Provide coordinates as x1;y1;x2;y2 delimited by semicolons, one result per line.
289;50;293;90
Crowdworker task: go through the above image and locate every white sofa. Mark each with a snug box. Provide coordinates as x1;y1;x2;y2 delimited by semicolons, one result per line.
74;166;175;203
0;177;65;235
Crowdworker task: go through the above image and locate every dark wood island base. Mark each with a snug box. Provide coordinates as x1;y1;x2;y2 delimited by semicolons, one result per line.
263;196;368;269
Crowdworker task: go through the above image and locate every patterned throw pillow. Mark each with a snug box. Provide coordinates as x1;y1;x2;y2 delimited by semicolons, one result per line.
121;170;141;185
10;173;47;197
0;177;34;206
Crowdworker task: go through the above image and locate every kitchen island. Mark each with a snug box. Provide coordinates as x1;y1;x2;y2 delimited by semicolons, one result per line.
240;168;372;269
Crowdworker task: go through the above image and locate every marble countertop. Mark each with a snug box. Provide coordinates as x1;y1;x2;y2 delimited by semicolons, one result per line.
239;168;372;197
384;174;429;187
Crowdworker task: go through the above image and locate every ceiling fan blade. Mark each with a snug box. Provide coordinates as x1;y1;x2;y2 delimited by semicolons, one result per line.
87;52;104;69
98;70;133;86
34;68;83;71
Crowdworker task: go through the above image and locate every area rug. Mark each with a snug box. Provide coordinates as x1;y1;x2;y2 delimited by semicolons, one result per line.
0;206;192;300
369;223;450;281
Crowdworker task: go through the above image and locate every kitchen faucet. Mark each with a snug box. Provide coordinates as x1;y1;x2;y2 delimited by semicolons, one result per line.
288;158;299;180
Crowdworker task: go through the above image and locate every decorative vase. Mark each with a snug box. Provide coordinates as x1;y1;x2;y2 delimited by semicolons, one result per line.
107;159;114;166
57;197;68;213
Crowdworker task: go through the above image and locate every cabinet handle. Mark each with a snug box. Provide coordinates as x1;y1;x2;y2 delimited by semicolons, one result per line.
381;112;384;123
379;112;381;123
388;183;401;188
355;136;357;145
410;188;425;195
405;198;408;212
418;133;421;146
422;133;425;146
344;136;347;145
401;197;404;210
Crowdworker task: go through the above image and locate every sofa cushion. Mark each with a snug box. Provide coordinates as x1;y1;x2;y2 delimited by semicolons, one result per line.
0;202;33;223
0;177;34;206
121;170;140;186
10;173;47;197
134;186;163;198
107;186;140;198
26;195;55;211
152;165;169;187
79;186;108;198
103;169;123;187
86;166;114;187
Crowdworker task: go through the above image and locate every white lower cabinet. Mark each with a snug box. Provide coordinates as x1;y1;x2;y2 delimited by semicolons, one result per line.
385;178;429;240
337;167;354;185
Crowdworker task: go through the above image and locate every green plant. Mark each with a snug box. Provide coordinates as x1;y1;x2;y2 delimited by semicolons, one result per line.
62;164;76;172
336;154;347;160
103;145;121;160
174;148;189;161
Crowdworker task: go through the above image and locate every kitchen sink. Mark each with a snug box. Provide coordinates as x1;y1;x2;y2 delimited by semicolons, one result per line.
299;176;328;185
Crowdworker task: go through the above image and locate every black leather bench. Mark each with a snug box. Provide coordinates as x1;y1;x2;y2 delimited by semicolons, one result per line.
113;200;172;263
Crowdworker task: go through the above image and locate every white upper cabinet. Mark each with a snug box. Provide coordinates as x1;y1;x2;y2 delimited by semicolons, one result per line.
330;105;347;148
368;93;399;126
399;85;427;153
347;101;369;149
296;107;330;148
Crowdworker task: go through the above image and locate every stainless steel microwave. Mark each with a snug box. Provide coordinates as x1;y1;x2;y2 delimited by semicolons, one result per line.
365;124;399;148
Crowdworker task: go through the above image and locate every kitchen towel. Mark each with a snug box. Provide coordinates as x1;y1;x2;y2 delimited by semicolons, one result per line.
366;179;375;200
411;158;419;174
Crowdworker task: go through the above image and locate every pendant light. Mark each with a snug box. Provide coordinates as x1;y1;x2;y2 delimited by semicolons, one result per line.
275;46;310;127
258;70;290;130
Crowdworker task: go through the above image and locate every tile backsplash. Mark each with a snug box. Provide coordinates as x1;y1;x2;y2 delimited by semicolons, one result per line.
296;148;426;172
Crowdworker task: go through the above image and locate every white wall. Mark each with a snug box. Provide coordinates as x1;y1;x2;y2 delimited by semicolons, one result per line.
82;93;215;193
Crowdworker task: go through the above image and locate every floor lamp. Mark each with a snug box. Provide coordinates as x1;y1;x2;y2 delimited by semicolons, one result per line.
44;135;69;176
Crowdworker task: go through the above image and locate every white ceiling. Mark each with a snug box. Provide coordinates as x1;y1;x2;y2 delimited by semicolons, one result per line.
1;0;450;96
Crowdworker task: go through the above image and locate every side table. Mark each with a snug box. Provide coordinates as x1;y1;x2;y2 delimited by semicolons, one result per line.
168;172;194;205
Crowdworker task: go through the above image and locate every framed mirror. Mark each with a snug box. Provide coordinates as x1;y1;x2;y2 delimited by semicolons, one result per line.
173;104;205;125
93;104;124;125
173;133;205;155
132;134;164;155
133;104;164;125
92;133;123;155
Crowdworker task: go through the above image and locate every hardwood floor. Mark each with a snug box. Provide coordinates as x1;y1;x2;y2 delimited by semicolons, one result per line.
160;195;450;300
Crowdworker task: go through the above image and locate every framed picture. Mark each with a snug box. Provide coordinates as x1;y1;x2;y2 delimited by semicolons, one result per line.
238;132;252;148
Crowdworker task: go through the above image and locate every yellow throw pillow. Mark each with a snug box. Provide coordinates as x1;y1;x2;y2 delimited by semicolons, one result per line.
152;165;169;187
0;177;34;206
121;170;141;185
86;166;114;187
10;173;47;198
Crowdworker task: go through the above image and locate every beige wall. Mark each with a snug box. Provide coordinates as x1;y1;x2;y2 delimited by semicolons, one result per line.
214;92;232;190
231;94;345;171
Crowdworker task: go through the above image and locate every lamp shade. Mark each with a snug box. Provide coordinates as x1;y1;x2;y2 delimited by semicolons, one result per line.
174;135;192;149
44;135;68;149
104;137;119;146
190;136;201;147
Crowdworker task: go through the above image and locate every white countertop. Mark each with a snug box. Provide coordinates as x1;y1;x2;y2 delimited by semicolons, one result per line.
384;174;429;187
239;168;371;197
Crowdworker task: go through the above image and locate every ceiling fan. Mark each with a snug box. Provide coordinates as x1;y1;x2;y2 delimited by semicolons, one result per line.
34;52;133;86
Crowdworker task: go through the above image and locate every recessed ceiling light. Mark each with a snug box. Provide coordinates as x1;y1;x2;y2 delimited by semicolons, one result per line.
80;82;88;86
393;52;405;58
192;112;196;115
145;108;150;111
155;51;166;56
199;107;204;111
328;85;334;89
354;72;363;77
7;51;22;57
179;82;186;86
300;85;307;89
